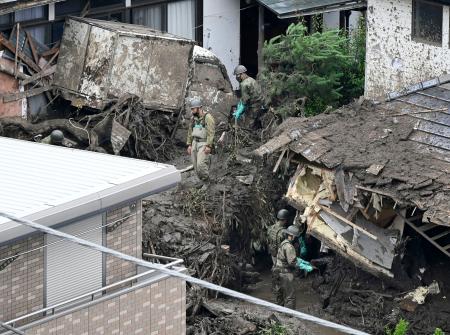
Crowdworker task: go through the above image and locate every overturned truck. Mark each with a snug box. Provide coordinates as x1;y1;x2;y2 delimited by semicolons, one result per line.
51;17;234;146
255;76;450;281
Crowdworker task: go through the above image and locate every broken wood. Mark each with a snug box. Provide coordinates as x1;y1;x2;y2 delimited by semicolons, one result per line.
318;205;378;240
272;148;287;173
40;41;60;58
0;0;66;15
0;62;29;80
40;50;59;73
391;107;448;117
14;23;19;78
2;85;51;102
0;34;41;73
355;185;401;203
25;30;40;65
21;66;56;85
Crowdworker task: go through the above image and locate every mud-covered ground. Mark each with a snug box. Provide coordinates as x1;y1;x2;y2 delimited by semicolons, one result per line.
143;145;450;335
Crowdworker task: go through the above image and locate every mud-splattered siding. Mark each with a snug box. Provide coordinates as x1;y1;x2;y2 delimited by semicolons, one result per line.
141;39;192;110
109;36;152;99
53;19;90;92
79;26;116;98
365;0;450;100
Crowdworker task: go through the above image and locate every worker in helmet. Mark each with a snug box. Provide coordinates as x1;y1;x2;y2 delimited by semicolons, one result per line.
267;209;290;265
273;225;301;309
40;129;65;146
233;64;264;129
186;97;215;183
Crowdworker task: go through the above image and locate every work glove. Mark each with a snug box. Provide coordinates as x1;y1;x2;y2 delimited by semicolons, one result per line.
232;101;246;120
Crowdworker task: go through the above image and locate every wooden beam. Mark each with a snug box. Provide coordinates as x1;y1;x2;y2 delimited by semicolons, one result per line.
0;34;41;73
21;65;56;85
41;50;59;72
25;30;40;65
2;85;51;102
318;205;378;240
355;185;401;203
273;148;287;173
40;42;60;58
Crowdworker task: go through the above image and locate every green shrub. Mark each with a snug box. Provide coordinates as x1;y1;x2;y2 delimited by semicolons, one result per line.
259;321;289;335
260;18;366;119
434;328;444;335
385;319;409;335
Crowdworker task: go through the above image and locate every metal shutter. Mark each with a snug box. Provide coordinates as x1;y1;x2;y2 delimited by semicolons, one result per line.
46;214;103;307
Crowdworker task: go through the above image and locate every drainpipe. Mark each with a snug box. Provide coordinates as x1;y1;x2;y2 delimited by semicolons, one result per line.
257;4;265;74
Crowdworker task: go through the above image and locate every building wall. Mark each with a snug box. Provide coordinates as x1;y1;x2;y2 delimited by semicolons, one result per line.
365;0;450;100
24;276;186;335
0;58;22;118
0;234;44;324
105;201;142;285
0;201;143;325
203;0;240;89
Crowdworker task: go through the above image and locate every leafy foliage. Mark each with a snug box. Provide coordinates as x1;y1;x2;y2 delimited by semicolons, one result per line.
385;319;409;335
434;328;445;335
259;321;290;335
260;18;366;118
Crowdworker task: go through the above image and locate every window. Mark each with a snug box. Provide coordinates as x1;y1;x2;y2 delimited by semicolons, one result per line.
132;4;165;31
168;0;196;40
131;0;197;39
412;0;443;45
0;13;12;27
15;6;46;22
91;0;122;8
55;0;84;17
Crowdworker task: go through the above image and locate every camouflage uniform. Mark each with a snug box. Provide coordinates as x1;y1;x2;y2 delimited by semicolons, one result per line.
187;113;215;181
267;220;286;264
240;76;263;128
273;239;297;309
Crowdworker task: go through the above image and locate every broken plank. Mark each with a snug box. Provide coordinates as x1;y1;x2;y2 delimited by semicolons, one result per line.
0;34;41;73
418;223;437;232
0;0;65;16
2;85;51;102
25;30;40;65
40;42;60;57
318;205;378;240
273;148;287;173
355;185;401;203
21;65;56;85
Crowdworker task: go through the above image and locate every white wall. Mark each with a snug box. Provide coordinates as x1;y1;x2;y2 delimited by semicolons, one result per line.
203;0;240;89
365;0;450;100
323;10;362;32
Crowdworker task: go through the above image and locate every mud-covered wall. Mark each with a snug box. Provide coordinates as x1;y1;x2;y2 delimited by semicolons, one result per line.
365;0;450;100
203;0;240;89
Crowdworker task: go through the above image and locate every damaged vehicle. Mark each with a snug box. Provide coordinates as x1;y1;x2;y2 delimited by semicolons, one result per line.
53;17;234;129
255;75;450;285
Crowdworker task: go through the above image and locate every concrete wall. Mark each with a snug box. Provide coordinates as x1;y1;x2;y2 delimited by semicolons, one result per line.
24;276;186;335
0;235;44;325
203;0;240;89
105;201;142;286
365;0;450;100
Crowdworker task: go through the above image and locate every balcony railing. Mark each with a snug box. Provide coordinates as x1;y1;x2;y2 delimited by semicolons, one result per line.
2;253;184;332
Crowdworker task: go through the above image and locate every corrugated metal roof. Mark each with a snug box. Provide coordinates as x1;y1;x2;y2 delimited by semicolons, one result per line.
257;0;366;18
0;137;180;243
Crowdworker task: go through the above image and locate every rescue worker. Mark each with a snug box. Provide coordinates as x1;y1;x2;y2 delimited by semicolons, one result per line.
41;129;65;146
267;209;290;265
186;97;215;183
273;225;301;309
233;65;264;129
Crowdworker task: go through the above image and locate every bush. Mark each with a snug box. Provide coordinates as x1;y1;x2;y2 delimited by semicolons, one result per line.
385;319;409;335
260;18;366;119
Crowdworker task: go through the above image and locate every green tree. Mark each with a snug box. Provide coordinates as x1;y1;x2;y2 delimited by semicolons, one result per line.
260;19;366;119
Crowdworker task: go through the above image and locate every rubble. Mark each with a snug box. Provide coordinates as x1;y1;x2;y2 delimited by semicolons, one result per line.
255;83;450;280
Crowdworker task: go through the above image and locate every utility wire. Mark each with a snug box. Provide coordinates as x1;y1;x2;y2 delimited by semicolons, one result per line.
0;212;370;335
0;213;135;264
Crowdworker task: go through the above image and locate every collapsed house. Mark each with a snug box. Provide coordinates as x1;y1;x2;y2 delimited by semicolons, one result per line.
255;76;450;279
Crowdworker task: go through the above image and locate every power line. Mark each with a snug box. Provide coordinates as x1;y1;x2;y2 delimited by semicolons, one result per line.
0;212;370;335
0;212;136;264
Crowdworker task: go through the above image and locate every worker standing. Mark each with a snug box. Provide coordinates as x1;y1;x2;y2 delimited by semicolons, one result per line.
186;97;215;184
233;65;264;129
267;209;290;265
273;225;301;309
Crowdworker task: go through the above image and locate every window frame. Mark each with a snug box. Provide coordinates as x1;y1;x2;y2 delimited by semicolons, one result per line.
411;0;444;46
